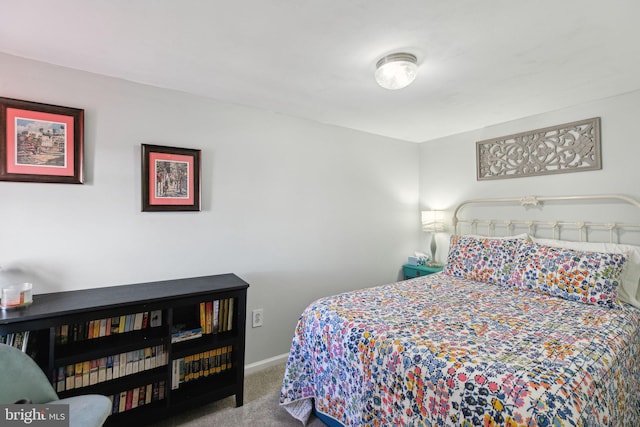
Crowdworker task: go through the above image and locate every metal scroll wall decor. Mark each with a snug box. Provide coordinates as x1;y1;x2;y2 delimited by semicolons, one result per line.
476;117;601;180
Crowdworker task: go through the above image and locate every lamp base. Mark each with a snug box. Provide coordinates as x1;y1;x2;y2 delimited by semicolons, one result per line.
426;261;443;268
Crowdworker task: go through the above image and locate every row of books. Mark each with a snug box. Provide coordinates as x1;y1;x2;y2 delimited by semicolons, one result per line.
53;345;168;393
171;345;233;389
170;298;236;343
108;381;166;415
199;298;235;334
55;310;163;345
0;331;30;352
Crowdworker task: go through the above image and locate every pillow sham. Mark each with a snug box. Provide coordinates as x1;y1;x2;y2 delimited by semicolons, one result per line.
443;235;525;285
466;233;529;241
530;237;640;309
508;240;626;307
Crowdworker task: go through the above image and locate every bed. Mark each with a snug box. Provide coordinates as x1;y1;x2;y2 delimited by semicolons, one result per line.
280;194;640;426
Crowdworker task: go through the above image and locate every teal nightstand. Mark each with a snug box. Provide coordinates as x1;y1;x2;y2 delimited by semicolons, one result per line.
403;264;443;279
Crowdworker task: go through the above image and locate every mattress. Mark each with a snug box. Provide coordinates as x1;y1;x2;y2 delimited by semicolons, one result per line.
280;273;640;426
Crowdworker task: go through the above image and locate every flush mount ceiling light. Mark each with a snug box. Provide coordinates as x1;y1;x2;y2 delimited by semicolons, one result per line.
374;52;418;90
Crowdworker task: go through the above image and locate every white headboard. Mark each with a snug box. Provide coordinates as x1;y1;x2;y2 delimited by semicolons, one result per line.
452;194;640;244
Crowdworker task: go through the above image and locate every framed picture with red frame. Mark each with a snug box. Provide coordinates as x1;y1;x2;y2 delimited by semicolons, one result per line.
141;144;201;212
0;97;84;184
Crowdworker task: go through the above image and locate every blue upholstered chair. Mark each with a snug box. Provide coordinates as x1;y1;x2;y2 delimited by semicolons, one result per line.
0;343;112;427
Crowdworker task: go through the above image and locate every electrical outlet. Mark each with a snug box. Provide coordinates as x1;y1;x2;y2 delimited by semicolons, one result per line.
252;308;264;328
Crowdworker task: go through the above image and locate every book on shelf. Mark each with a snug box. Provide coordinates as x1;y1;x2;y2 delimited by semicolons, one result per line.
125;388;134;411
205;301;212;334
133;350;141;375
98;357;107;383
113;354;120;380
149;310;162;327
99;318;107;337
152;382;160;402
56;367;65;393
52;344;168;392
131;387;139;410
60;325;69;344
109;381;166;415
125;351;134;376
0;330;30;353
110;316;120;334
141;312;149;329
118;316;126;334
137;385;146;409
196;297;234;335
93;320;100;339
89;359;99;386
106;355;113;381
171;345;233;389
213;300;220;333
171;327;202;343
120;353;127;378
200;302;206;332
11;332;24;350
65;364;74;391
227;298;234;331
133;312;144;330
112;393;119;415
137;348;145;373
144;347;152;371
54;310;163;345
74;362;83;389
146;383;153;405
218;299;226;333
82;360;90;387
118;390;127;413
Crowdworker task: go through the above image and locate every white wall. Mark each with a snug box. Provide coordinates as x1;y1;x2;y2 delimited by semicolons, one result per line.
0;53;421;364
419;89;640;261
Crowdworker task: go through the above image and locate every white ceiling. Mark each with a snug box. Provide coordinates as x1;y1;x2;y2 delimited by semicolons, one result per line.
1;1;640;143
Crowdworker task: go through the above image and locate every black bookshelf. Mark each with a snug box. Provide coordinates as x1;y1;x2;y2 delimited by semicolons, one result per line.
0;274;249;426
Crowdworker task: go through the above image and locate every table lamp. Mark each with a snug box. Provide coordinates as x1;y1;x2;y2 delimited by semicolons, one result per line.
421;210;447;267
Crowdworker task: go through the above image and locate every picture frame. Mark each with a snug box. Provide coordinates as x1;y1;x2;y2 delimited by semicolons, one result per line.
0;97;84;184
141;144;201;212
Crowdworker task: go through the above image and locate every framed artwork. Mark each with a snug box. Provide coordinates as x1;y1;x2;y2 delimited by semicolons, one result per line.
141;144;201;212
0;97;84;184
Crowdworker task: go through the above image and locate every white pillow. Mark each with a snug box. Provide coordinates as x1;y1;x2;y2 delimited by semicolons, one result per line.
531;237;640;309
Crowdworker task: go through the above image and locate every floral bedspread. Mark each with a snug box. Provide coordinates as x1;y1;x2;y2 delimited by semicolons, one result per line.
280;273;640;426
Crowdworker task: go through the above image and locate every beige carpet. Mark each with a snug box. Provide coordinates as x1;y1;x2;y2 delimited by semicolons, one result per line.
153;363;327;427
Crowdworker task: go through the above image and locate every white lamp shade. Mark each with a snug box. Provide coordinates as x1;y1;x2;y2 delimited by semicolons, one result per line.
421;210;446;232
375;53;418;90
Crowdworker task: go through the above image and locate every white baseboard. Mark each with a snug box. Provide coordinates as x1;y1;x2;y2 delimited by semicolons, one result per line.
244;352;289;376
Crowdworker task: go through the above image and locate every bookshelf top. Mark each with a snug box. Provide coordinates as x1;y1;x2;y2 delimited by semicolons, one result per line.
0;274;249;326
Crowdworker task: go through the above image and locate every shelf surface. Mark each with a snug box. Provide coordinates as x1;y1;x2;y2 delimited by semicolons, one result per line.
0;274;249;325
